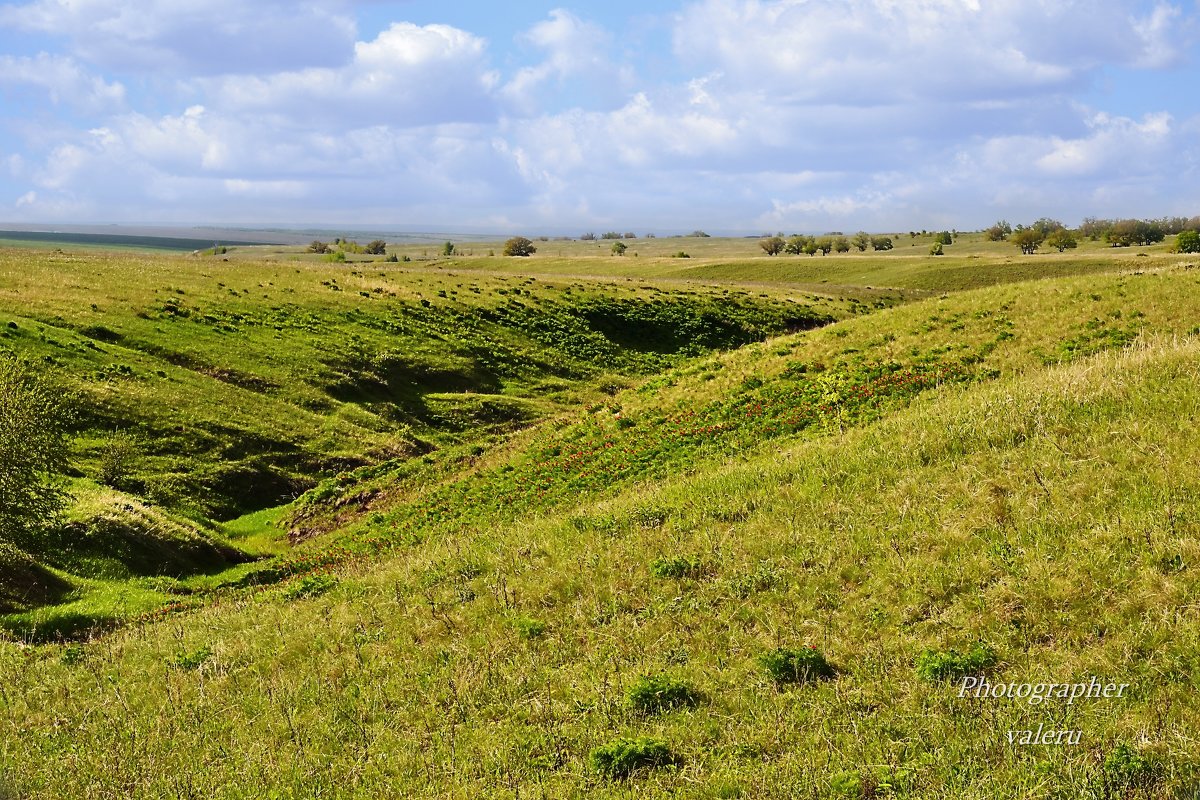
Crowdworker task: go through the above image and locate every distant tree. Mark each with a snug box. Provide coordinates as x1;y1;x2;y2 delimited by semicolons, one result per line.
689;230;710;238
802;239;819;256
929;242;944;256
760;236;785;256
365;240;387;255
1078;217;1111;240
1045;228;1078;252
815;236;834;256
833;236;850;253
611;241;628;256
870;236;893;251
1105;219;1165;247
645;233;657;239
1012;227;1044;255
441;241;456;256
1175;230;1200;254
503;236;537;257
984;221;1011;242
308;240;330;254
785;235;811;255
580;232;597;241
934;231;953;246
851;232;870;252
0;355;71;541
1031;218;1066;237
624;232;637;239
601;231;622;240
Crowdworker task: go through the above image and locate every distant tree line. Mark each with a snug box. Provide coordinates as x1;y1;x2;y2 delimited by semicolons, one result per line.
990;215;1200;254
760;231;892;256
309;238;388;256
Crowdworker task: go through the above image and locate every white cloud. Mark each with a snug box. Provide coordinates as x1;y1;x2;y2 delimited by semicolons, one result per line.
203;23;499;127
672;0;1190;104
0;0;357;75
501;9;633;114
0;53;125;113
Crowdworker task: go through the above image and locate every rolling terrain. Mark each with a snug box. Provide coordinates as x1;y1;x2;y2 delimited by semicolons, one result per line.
2;233;1199;797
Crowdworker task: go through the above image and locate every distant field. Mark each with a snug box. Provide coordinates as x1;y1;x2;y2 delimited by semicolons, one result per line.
0;230;278;252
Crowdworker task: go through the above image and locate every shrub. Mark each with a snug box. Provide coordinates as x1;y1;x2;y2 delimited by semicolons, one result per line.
511;616;546;639
1176;229;1200;253
627;675;701;713
650;556;704;579
760;646;835;684
283;573;338;600
590;737;677;778
0;355;72;540
168;645;213;671
672;251;691;259
97;430;138;488
929;242;944;256
611;241;627;256
1096;743;1162;796
915;641;997;681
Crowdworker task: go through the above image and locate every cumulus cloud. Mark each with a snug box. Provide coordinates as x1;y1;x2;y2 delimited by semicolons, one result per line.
501;9;634;114
672;0;1191;104
0;53;125;113
202;23;499;127
0;0;357;74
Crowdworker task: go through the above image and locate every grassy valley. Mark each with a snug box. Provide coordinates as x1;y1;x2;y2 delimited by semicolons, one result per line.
2;232;1199;797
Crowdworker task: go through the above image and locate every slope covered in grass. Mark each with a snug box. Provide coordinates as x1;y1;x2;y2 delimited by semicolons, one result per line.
3;259;1200;795
0;246;850;635
4;325;1198;796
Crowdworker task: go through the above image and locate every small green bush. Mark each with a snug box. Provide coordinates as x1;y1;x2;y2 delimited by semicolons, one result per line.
627;674;701;713
168;645;213;671
512;616;546;640
915;641;997;681
1176;229;1200;254
1097;743;1162;795
283;573;338;600
760;646;835;684
650;556;704;579
590;737;677;778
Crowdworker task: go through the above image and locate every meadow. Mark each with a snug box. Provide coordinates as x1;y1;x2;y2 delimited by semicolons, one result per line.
1;230;1198;797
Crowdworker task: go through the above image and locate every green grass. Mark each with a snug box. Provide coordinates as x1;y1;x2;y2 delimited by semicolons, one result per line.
3;240;1200;796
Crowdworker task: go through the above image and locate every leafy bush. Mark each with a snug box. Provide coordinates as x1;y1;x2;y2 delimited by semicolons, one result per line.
168;645;213;671
760;646;835;684
915;641;997;681
1095;743;1162;796
929;242;944;256
627;674;701;713
650;556;704;579
590;737;677;778
0;355;72;540
283;573;338;600
511;616;546;640
1176;229;1200;254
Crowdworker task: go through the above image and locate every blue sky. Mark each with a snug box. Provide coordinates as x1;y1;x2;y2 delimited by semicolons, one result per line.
0;0;1197;233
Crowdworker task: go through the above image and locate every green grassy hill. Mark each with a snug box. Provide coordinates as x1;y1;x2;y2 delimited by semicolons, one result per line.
2;241;1199;797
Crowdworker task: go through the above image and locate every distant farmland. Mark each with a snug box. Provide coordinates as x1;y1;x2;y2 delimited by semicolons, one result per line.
0;229;276;251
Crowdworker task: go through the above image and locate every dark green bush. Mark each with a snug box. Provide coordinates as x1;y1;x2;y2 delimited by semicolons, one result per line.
627;674;701;713
915;641;997;681
650;556;704;579
760;646;835;684
590;737;677;778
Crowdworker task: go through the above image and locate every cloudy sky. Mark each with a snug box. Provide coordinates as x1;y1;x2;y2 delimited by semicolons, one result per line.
0;0;1197;233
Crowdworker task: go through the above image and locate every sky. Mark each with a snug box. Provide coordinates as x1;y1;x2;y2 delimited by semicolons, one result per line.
0;0;1197;234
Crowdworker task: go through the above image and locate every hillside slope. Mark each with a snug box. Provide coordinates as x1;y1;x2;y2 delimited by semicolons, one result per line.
3;266;1200;797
